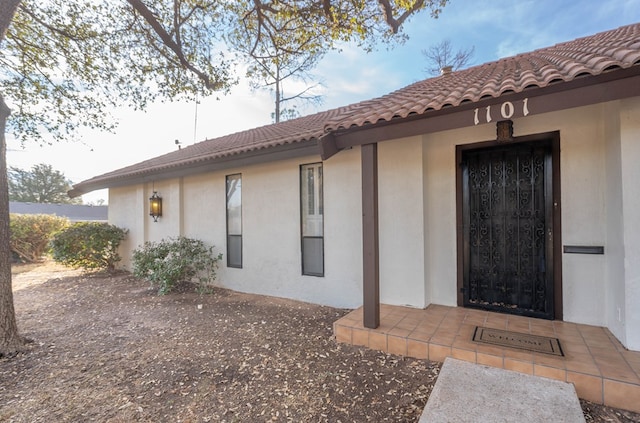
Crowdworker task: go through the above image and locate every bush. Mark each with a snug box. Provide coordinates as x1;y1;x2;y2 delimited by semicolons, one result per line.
50;222;128;272
132;237;222;295
10;214;70;263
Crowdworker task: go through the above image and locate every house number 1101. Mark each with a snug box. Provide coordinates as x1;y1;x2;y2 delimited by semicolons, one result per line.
473;98;529;125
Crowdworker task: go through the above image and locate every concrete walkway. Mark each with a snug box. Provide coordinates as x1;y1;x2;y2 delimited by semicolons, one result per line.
420;358;586;423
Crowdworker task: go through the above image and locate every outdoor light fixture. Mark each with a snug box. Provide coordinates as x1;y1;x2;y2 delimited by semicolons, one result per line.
149;191;162;222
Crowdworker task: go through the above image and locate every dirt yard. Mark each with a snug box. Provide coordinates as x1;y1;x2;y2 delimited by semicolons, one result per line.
1;262;639;422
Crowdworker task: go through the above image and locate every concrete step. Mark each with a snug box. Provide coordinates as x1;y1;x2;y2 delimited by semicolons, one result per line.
420;358;585;422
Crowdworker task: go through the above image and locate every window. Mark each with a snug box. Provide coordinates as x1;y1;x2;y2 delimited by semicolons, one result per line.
226;174;242;268
300;163;324;276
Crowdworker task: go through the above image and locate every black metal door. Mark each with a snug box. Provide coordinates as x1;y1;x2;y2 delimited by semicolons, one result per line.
462;142;554;319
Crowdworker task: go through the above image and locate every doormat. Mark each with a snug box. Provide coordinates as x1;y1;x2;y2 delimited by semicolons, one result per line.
472;326;564;356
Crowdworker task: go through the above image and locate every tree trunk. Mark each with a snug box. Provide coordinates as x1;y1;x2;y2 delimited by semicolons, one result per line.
0;93;27;357
0;0;26;358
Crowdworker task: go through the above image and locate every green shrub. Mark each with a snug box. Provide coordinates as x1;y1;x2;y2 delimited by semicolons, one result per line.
10;214;70;263
50;222;128;272
132;237;222;295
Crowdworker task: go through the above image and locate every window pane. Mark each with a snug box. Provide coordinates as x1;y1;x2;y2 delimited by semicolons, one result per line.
227;235;242;268
301;163;323;276
301;164;323;237
307;168;315;212
227;174;242;235
302;237;323;276
226;174;242;268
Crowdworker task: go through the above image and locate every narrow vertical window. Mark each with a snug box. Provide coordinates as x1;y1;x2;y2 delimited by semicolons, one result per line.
301;163;324;276
226;174;242;268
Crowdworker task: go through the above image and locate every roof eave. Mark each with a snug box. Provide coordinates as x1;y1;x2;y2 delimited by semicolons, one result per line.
69;138;320;197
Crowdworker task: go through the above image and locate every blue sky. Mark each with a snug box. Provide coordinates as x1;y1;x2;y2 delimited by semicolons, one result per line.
7;0;640;203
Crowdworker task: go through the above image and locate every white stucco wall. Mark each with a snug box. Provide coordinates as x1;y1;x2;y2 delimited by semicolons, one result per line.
112;152;363;309
378;137;428;308
603;101;626;346
619;97;640;350
517;105;608;326
109;185;145;270
422;123;496;307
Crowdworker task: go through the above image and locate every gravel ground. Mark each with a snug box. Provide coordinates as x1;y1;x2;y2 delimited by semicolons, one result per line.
1;262;639;422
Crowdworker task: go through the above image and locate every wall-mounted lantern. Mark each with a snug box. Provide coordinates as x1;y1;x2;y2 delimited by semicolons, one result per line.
149;191;162;222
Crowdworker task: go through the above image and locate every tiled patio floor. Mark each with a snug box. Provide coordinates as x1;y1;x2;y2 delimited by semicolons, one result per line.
333;304;640;413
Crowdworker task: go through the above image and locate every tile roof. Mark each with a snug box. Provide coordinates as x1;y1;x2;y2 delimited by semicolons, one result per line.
70;23;640;196
324;22;640;131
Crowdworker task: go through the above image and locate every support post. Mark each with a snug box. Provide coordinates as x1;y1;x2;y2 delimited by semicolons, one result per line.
361;143;380;328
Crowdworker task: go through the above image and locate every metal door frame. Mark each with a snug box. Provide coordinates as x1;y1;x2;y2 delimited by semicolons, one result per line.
455;131;562;320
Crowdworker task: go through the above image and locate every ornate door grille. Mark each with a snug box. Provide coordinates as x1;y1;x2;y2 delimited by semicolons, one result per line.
462;143;554;319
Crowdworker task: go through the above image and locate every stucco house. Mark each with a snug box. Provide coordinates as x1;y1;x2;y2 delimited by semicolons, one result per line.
70;23;640;355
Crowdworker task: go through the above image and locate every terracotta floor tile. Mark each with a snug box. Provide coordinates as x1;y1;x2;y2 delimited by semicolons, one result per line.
598;364;640;384
335;325;352;343
388;326;412;337
534;364;566;382
504;358;534;375
429;344;452;362
586;338;616;349
475;344;506;357
376;322;396;333
553;321;580;332
407;329;433;342
429;332;456;346
603;379;640;413
530;320;555;330
567;371;603;404
506;321;531;333
397;316;422;328
438;322;464;333
368;331;387;352
533;353;566;369
407;339;428;359
351;328;370;347
590;347;624;360
463;315;487;326
484;315;508;326
502;347;534;362
560;341;590;356
452;337;478;351
530;327;556;336
456;324;476;338
477;352;503;368
451;347;476;363
387;335;408;356
565;357;601;376
622;350;640;365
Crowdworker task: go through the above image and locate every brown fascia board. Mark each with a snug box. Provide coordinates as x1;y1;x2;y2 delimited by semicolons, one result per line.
323;65;640;153
68;139;319;197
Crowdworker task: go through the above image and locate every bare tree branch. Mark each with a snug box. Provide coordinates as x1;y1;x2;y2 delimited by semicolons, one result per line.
126;0;219;90
422;39;474;75
377;0;425;33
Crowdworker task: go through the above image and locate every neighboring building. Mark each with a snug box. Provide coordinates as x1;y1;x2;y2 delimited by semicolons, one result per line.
70;24;640;352
9;202;108;222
